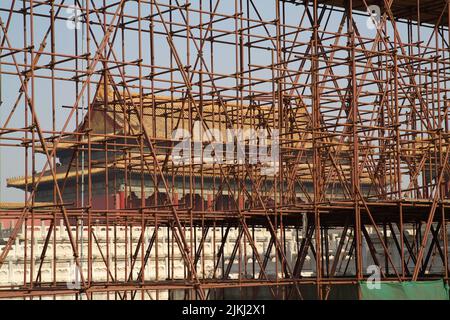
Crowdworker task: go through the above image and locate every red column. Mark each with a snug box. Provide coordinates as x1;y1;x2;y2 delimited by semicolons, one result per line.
207;194;213;211
118;191;126;209
172;191;178;207
238;195;244;210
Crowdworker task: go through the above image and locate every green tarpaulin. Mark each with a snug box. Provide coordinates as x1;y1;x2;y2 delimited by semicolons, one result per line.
359;280;449;300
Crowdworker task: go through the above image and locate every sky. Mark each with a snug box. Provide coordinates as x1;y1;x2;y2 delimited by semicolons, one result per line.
0;0;438;202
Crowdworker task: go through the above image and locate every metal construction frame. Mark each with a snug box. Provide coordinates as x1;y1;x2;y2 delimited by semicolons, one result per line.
0;0;449;300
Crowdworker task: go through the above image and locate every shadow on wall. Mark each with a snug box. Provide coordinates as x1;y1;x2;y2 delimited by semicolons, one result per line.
168;284;359;300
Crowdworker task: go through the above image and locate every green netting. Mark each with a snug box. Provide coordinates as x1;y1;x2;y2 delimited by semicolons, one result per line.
359;280;449;300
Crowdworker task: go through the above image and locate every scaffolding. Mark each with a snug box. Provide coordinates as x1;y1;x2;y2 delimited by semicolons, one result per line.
0;0;450;300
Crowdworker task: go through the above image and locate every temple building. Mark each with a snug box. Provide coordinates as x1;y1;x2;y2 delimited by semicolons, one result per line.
6;80;374;218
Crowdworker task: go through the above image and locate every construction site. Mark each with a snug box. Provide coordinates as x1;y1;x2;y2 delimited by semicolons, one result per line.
0;0;450;300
